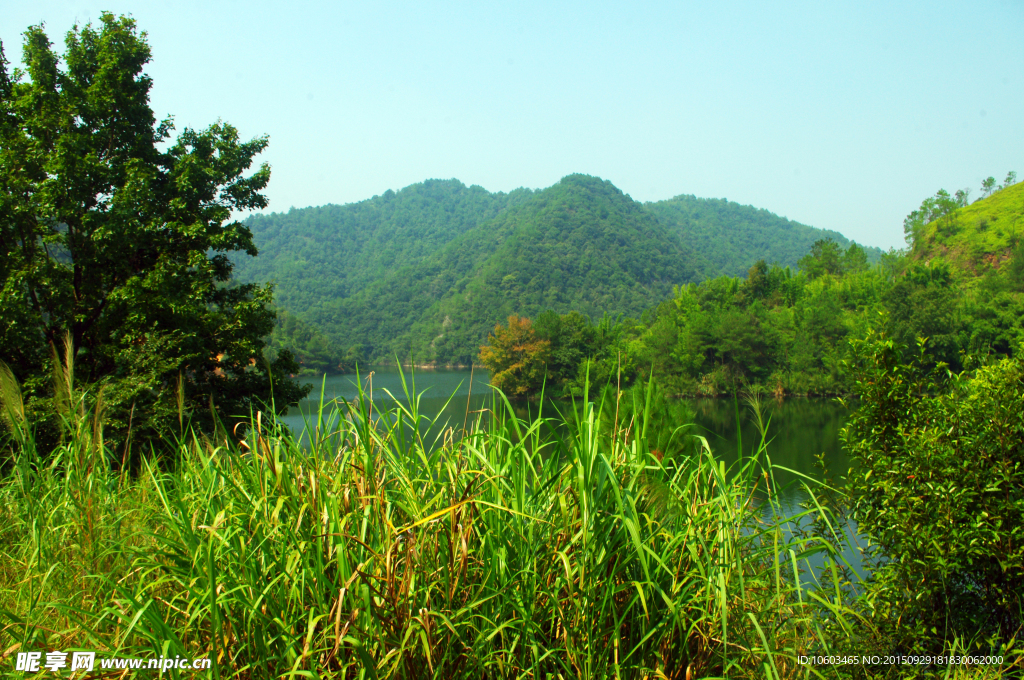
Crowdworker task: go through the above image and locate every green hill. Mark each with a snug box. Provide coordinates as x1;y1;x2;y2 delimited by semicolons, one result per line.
233;174;879;366
913;181;1024;274
644;194;882;277
898;179;1024;362
410;175;709;364
304;175;709;364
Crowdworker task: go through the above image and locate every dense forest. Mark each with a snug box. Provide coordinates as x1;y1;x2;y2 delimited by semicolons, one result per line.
480;179;1024;398
265;309;358;376
0;15;307;447
233;175;880;368
233;180;536;311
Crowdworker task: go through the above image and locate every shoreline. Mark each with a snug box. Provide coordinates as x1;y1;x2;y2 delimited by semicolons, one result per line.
292;370;849;401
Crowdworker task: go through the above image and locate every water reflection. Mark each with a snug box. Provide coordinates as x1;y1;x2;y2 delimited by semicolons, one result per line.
690;396;867;584
691;397;850;506
285;371;849;484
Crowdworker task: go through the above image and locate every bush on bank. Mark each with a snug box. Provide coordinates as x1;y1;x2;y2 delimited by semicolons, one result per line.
843;331;1024;657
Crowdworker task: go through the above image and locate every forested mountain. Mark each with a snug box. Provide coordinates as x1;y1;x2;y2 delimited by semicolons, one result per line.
264;310;359;376
644;195;881;276
282;175;707;364
406;174;709;364
233;179;535;312
233;174;879;367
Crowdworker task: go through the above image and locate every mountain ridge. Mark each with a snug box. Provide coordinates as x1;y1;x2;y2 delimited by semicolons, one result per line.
233;174;880;364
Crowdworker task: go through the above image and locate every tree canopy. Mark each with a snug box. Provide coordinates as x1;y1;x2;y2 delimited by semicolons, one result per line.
0;14;306;448
644;194;880;277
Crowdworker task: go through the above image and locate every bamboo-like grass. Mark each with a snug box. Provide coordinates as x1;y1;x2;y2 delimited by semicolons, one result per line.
0;354;945;678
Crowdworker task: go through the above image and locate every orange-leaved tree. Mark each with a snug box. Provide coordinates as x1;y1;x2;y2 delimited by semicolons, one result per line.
478;316;551;397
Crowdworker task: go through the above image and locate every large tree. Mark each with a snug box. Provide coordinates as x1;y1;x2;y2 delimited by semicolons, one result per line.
0;15;307;447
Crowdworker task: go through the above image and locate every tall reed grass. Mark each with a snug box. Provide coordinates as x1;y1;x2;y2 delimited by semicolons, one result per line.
0;356;1005;678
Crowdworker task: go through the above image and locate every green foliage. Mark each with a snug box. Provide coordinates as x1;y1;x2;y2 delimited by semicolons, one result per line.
908;179;1024;271
704;304;783;383
982;176;998;199
418;175;707;361
232;179;533;313
843;242;870;274
474;181;1024;400
843;331;1024;653
266;310;356;375
231;175;886;367
268;174;708;365
596;379;696;463
0;16;307;449
882;261;963;369
904;188;970;248
484;252;881;398
533;309;596;385
797;239;870;279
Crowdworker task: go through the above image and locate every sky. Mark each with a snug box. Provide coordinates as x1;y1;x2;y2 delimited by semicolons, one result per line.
4;0;1022;250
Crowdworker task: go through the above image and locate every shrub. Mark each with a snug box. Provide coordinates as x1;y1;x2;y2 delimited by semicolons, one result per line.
843;330;1024;654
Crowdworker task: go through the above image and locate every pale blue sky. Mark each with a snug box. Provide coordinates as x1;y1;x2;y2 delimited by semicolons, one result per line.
4;0;1022;250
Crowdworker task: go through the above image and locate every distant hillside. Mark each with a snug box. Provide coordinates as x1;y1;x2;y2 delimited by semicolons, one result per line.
233;174;878;366
299;175;708;364
913;181;1024;274
645;195;882;277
